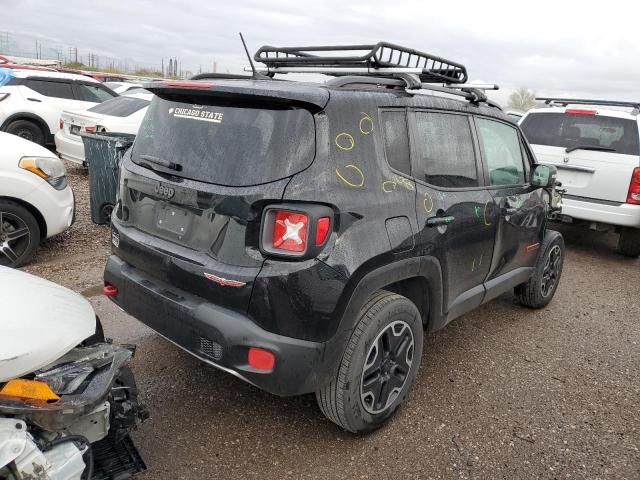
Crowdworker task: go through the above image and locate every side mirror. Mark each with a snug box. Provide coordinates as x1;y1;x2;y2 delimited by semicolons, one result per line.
531;164;558;188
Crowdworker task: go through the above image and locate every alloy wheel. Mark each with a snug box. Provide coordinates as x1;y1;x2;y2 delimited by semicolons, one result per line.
540;244;562;298
0;211;31;266
360;320;415;414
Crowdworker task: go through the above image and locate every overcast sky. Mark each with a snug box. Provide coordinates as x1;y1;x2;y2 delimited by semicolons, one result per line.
2;0;638;104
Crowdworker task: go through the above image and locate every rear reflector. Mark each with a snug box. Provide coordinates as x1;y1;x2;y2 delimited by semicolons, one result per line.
627;167;640;205
565;108;597;115
161;81;213;89
272;210;308;252
84;125;97;133
103;284;118;297
247;347;275;371
315;217;330;245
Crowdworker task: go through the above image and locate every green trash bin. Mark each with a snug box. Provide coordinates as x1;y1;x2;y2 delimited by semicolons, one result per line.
80;132;135;224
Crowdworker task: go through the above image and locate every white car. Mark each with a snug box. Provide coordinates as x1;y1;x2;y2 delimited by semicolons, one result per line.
55;90;152;165
0;131;74;267
0;68;117;146
520;98;640;256
103;81;143;94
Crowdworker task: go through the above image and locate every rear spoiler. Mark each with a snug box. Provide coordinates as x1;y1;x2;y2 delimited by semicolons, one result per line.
144;80;330;111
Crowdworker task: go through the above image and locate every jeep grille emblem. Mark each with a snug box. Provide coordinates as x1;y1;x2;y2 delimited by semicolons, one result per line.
154;183;175;199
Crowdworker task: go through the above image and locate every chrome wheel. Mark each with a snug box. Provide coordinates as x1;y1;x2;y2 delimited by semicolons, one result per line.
0;211;31;266
360;320;414;415
541;244;561;298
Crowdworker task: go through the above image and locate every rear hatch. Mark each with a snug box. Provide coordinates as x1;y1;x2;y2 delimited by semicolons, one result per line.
521;109;640;202
115;81;327;313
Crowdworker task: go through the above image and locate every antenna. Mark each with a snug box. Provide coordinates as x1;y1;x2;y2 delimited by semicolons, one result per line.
239;32;269;80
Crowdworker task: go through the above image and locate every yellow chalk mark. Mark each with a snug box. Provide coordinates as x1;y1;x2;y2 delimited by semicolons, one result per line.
359;113;374;135
396;176;414;191
336;164;364;188
423;192;434;213
382;180;397;192
483;200;492;226
335;132;355;151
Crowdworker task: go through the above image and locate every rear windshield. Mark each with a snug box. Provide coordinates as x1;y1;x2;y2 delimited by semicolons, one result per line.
131;96;315;186
88;95;150;117
521;112;640;156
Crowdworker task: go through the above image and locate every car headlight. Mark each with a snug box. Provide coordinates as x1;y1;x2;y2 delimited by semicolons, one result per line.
18;156;68;190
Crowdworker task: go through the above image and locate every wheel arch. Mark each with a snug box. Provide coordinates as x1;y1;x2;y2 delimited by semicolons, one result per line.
0;196;47;238
336;256;445;335
1;112;52;142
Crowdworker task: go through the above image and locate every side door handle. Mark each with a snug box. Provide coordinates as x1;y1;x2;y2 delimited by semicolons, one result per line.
425;215;455;227
503;207;518;215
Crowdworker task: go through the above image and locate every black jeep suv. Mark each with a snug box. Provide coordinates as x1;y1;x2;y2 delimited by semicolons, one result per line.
104;43;564;433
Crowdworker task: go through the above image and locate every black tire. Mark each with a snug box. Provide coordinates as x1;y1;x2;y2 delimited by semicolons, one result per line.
515;231;565;309
5;119;45;145
617;227;640;257
0;200;41;268
316;290;423;434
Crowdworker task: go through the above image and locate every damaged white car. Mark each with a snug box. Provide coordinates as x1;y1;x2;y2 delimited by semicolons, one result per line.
0;267;147;479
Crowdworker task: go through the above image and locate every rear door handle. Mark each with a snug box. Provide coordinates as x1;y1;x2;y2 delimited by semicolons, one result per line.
425;215;455;227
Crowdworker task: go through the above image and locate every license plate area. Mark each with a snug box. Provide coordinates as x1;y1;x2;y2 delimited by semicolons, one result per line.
70;125;80;135
155;203;192;238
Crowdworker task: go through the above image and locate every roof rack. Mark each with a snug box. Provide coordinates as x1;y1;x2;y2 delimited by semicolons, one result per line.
537;97;640;109
189;73;253;81
253;42;468;84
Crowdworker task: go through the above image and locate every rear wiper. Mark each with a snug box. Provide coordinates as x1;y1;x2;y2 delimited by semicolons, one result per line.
565;145;616;154
138;154;182;171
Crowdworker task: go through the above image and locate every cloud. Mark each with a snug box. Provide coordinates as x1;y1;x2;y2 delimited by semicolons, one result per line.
2;0;638;102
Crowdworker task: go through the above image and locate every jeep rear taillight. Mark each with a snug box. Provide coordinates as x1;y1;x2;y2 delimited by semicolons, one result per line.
272;210;308;252
261;204;333;259
627;167;640;205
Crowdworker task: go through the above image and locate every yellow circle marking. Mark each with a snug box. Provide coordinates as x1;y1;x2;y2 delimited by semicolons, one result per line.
382;180;397;192
423;192;434;213
335;132;355;151
483;200;492;226
359;113;374;135
336;164;364;188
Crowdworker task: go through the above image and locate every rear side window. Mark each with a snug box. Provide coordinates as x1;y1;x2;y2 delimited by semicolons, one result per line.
88;96;150;117
521;112;640;156
476;118;525;186
132;96;315;186
77;83;117;102
26;79;74;99
381;110;410;175
412;112;478;188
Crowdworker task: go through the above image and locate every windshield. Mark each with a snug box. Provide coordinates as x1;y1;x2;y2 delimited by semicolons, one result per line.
521;112;640;156
131;95;316;186
88;95;150;117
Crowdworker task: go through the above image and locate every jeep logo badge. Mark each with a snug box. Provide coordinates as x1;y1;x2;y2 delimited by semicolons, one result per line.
154;183;175;199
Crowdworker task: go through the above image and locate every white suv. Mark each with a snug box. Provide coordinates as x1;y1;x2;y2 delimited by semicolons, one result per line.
520;99;640;257
0;68;117;146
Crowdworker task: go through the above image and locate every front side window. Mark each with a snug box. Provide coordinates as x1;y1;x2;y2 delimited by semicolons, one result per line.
26;79;74;99
412;112;478;188
476;118;526;186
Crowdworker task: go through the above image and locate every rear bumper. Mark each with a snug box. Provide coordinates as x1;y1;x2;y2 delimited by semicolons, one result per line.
55;130;86;165
560;196;640;228
104;255;339;396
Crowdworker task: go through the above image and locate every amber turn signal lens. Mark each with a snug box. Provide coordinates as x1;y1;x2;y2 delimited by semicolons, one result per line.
0;379;60;402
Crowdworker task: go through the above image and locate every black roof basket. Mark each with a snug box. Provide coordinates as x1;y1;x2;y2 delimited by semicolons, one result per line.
538;97;640;109
254;42;468;84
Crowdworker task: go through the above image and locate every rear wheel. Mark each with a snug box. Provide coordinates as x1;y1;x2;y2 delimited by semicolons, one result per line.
0;200;40;268
515;231;564;309
617;227;640;257
316;290;423;434
5;119;45;145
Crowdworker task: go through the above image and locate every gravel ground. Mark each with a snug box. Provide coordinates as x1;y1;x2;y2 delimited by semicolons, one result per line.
21;165;640;479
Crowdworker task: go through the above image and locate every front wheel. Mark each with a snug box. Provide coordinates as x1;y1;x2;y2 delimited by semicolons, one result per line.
0;200;41;268
316;290;423;434
515;231;565;309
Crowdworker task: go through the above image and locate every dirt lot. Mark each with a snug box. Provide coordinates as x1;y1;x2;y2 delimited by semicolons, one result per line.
23;163;640;479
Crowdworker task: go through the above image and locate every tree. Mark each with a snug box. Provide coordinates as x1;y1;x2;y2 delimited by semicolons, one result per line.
508;88;536;112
